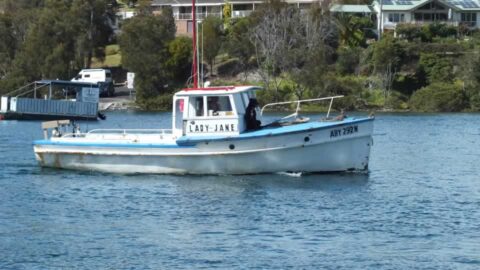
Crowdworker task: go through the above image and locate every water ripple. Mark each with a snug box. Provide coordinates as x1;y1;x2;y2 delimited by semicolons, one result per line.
1;113;480;269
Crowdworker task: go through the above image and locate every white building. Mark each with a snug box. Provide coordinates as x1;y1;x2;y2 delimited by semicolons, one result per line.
372;0;480;32
151;0;318;35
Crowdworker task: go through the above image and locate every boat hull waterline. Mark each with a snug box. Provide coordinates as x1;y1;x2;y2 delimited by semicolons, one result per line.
34;118;374;175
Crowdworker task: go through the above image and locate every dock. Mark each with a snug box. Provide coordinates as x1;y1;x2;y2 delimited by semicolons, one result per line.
0;80;103;121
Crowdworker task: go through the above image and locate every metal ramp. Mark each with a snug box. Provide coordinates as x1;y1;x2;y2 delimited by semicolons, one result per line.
0;80;102;120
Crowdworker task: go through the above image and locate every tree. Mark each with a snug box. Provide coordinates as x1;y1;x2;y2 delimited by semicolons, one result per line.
335;14;365;47
70;0;115;68
1;0;114;88
371;35;404;107
1;0;44;12
167;36;193;85
250;1;337;100
249;1;303;99
120;7;176;101
0;14;16;80
460;39;480;110
201;16;224;76
290;6;338;99
223;2;232;25
226;17;255;81
10;0;78;81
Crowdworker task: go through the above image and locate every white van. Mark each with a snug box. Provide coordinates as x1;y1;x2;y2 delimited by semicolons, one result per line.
72;69;114;97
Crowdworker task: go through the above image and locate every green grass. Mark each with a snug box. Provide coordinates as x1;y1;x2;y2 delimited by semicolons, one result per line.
92;44;122;68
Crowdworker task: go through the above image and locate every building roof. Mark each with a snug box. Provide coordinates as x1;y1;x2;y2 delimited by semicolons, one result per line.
330;4;374;13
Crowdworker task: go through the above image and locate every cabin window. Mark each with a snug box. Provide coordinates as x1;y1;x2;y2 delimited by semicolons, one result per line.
191;96;204;117
174;98;185;133
84;74;90;78
241;93;250;108
207;96;233;116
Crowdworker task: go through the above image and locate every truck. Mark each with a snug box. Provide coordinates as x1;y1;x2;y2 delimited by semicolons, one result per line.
71;69;115;97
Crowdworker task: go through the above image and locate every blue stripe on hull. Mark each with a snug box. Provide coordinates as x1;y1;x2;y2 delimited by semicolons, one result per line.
33;140;192;149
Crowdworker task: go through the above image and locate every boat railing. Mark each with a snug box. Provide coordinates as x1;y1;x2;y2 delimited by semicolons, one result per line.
260;95;344;119
86;129;173;135
5;81;38;97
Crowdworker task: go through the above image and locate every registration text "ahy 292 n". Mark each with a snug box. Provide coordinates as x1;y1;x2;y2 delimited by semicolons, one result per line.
330;125;358;138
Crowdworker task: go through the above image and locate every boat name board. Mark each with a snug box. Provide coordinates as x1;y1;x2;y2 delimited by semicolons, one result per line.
330;125;358;138
187;119;238;134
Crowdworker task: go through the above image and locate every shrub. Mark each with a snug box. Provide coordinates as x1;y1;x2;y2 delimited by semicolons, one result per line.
396;23;424;41
468;92;480;111
336;47;361;75
418;53;454;84
396;23;457;42
409;82;467;112
137;93;173;111
393;73;424;96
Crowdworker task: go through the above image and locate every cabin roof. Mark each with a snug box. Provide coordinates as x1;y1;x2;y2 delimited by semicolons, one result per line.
175;85;262;96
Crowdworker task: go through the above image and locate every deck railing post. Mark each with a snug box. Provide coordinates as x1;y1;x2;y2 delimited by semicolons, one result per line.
294;101;301;117
326;97;334;118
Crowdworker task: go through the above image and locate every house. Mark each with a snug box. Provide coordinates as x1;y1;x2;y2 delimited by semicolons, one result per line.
330;0;480;36
372;0;480;32
151;0;318;35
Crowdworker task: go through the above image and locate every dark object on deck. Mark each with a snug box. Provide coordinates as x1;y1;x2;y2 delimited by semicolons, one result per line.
245;98;261;131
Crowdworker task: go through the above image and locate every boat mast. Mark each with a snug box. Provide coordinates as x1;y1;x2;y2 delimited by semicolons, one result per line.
192;0;198;88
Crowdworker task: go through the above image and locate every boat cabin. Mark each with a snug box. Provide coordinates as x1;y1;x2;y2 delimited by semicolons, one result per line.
172;86;262;137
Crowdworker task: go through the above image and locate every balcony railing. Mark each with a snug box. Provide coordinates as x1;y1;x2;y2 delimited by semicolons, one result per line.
410;20;459;26
174;12;222;20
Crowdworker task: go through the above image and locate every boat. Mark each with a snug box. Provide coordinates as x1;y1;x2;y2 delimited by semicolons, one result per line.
32;0;374;175
33;86;374;174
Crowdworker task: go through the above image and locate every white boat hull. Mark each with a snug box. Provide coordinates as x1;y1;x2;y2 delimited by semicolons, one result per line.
34;118;374;175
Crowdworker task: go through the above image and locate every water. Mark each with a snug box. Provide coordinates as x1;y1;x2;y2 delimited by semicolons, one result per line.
0;112;479;269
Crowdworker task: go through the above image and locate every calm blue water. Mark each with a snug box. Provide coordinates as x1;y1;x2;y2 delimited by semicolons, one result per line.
0;112;479;269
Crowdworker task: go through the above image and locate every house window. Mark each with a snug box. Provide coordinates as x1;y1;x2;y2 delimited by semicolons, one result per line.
179;6;192;14
414;12;448;21
388;13;405;23
461;13;477;27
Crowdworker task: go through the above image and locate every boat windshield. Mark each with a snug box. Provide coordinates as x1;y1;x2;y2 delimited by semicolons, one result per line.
207;96;232;116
